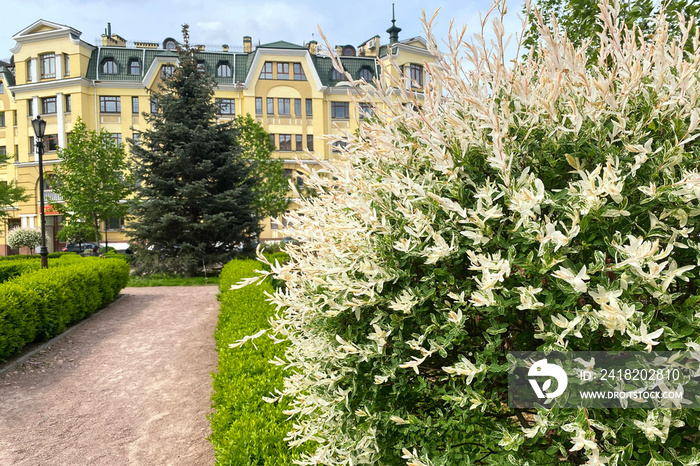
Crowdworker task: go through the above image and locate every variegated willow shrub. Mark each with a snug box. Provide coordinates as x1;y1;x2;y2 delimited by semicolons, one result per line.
239;1;700;464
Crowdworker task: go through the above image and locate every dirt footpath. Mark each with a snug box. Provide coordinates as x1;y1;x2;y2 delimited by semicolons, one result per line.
0;286;219;466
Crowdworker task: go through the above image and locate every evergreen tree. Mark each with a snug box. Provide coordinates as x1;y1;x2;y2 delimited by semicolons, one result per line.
129;25;262;276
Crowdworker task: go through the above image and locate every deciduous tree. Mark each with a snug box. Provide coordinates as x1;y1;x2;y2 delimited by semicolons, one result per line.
53;117;131;249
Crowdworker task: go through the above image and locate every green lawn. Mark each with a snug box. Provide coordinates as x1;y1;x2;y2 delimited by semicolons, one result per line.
127;274;220;287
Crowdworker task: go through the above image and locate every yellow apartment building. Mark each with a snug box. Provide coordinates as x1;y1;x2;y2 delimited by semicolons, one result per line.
0;16;436;255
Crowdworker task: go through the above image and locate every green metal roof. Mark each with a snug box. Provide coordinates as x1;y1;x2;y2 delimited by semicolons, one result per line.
83;43;380;87
0;65;15;87
312;56;377;86
258;40;305;50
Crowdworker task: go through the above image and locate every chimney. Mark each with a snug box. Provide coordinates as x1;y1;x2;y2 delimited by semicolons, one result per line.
243;36;252;53
196;44;205;52
335;45;343;56
222;44;229;52
101;22;127;47
308;40;317;55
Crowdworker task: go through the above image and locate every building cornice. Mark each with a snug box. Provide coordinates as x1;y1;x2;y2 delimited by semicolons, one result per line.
14;159;63;168
9;77;93;93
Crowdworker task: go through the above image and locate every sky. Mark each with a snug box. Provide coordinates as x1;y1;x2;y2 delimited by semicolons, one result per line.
0;0;527;62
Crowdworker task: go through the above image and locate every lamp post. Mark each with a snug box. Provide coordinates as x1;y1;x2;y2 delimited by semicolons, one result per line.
31;115;49;269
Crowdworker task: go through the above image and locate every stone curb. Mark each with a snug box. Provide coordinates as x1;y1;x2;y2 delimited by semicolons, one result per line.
0;293;127;377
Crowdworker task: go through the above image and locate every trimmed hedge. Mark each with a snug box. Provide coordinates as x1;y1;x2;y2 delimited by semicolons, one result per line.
0;252;79;261
210;259;301;465
0;257;130;361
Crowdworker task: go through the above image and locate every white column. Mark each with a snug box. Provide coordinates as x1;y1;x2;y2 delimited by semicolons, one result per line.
21;216;27;228
57;92;65;148
30;57;38;82
56;55;62;80
29;216;36;228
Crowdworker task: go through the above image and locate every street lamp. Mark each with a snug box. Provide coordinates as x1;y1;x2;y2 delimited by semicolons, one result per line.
31;115;49;269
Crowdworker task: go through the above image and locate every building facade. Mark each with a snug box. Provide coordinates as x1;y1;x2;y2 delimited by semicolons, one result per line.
0;17;435;255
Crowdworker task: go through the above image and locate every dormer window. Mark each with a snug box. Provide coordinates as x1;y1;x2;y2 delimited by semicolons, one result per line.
129;59;141;75
102;58;117;75
197;60;206;72
163;38;177;50
331;69;345;81
359;67;372;82
216;62;231;78
341;46;356;56
41;53;56;79
161;65;175;78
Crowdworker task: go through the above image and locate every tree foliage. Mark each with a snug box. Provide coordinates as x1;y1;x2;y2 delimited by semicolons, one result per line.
238;2;700;465
523;0;699;61
234;114;289;220
129;25;263;276
53;117;131;248
0;152;28;219
6;227;41;251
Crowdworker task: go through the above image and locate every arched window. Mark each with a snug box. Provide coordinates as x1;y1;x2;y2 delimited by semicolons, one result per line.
331;68;345;81
342;46;356;56
216;62;231;77
163;38;177;50
102;58;117;74
129;59;141;75
359;68;372;82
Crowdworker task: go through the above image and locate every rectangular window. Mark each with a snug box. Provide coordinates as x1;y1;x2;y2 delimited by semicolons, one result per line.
12;111;17;126
0;112;4;127
64;54;70;76
255;97;262;115
359;103;374;119
409;64;424;87
29;136;34;153
26;60;32;83
293;63;306;81
110;133;122;145
160;65;175;79
46;134;59;152
105;217;125;231
65;95;71;113
42;96;57;114
132;132;140;146
271;218;278;230
295;134;303;151
28;100;34;117
331;102;349;119
150;98;158;114
216;98;235;115
0;146;6;156
297;174;304;188
260;62;273;79
307;134;314;152
269;134;275;149
294;98;301;116
305;98;313;116
283;168;292;178
132;96;139;114
277;62;289;80
267;97;274;115
0;81;4;94
278;98;290;116
279;134;292;151
99;96;121;113
40;53;56;79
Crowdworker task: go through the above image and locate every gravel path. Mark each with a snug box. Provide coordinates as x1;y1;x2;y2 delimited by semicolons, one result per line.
0;286;219;466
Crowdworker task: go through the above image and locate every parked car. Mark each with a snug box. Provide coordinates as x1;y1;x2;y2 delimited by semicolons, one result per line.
62;242;98;253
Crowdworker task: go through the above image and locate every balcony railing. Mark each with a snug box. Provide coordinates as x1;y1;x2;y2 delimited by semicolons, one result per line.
39;189;63;203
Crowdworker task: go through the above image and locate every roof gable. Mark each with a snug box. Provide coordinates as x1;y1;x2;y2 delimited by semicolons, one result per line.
258;40;305;50
13;19;79;39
